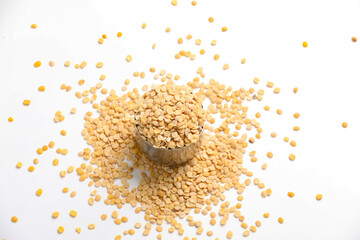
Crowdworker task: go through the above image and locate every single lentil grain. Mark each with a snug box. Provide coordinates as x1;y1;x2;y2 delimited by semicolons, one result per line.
36;188;43;196
316;194;323;200
58;226;64;234
11;216;18;223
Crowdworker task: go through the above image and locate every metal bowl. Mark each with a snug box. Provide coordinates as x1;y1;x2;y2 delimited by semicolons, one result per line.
134;123;204;166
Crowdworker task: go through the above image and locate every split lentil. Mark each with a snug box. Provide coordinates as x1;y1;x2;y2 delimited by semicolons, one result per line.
34;61;41;68
11;216;18;223
35;188;43;196
58;226;64;234
316;194;323;200
52;212;59;218
70;210;77;217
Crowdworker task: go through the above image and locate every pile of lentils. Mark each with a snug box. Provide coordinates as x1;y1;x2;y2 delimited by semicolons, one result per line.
135;83;206;149
79;77;266;238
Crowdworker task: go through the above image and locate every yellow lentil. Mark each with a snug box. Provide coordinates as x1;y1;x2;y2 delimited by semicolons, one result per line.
263;213;269;218
114;218;121;225
23;100;31;106
52;159;59;166
208;17;214;23
11;216;18;223
70;210;77;217
342;122;348;128
38;86;45;91
261;163;267;170
278;217;284;224
70;191;76;198
303;41;308;48
76;227;81;234
267;82;274;88
88;224;95;230
222;26;228;32
60;170;66;177
316;194;323;200
58;226;64;234
117;32;123;38
34;61;41;68
226;231;233;239
52;212;59;218
16;162;22;168
121;216;128;223
31;24;37;29
289;154;296;161
36;188;43;196
96;62;103;68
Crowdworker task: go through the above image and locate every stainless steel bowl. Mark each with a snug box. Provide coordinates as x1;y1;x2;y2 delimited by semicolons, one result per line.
135;123;204;166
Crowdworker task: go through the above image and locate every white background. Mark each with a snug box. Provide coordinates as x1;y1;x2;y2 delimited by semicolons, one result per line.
1;0;360;239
